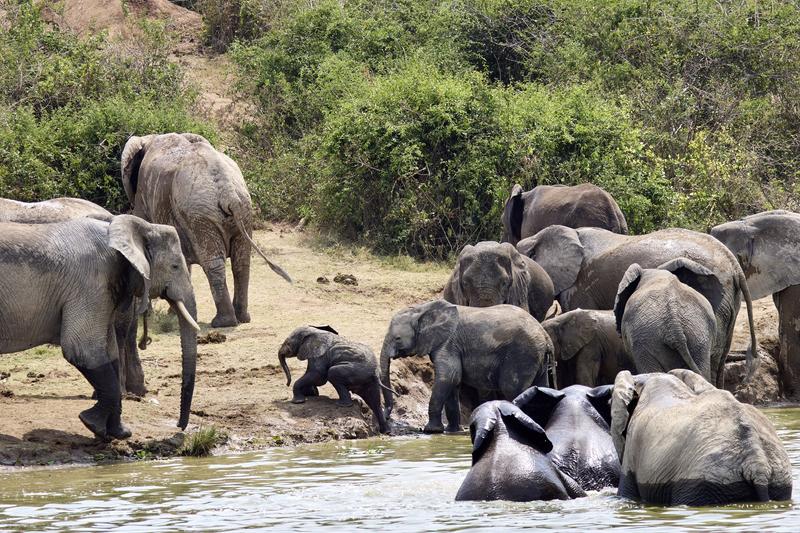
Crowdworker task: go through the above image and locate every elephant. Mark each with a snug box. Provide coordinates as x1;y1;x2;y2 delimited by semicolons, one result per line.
517;225;758;387
613;260;719;382
611;369;792;505
513;384;618;491
380;300;554;433
454;401;586;502
277;325;393;434
443;241;554;321
0;197;113;223
121;132;292;328
542;309;634;387
0;197;148;396
712;210;800;397
501;183;628;246
0;215;199;440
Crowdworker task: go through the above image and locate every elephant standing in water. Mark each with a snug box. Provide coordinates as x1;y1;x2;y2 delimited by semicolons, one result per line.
455;401;585;502
712;211;800;397
443;241;554;321
611;369;792;505
501;183;628;246
121;133;291;328
518;225;758;387
0;215;199;439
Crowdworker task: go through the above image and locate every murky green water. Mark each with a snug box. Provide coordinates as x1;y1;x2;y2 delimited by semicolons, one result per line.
1;408;799;531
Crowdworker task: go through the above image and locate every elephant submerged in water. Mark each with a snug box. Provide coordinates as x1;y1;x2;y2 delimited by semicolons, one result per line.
455;401;586;502
0;215;199;440
121;133;291;328
611;369;792;505
518;225;758;387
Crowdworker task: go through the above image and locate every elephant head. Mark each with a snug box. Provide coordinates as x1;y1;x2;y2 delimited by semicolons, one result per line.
108;215;199;430
501;184;526;245
380;300;459;418
470;401;552;465
513;384;613;429
277;325;338;385
445;241;531;308
517;225;585;297
543;310;597;364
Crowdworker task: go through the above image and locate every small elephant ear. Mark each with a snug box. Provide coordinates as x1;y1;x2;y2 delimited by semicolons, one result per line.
512;386;565;428
657;257;724;309
517;226;584;296
310;324;339;335
586;384;614;427
558;311;597;361
502;184;525;244
108;215;151;315
610;371;640;463
469;403;499;465
120;135;155;204
668;369;715;394
614;263;643;334
498;402;553;454
416;300;459;355
443;245;473;304
297;331;329;361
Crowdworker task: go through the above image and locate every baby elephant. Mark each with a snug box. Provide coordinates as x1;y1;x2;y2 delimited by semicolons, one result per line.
455;401;585;502
278;325;392;434
614;259;719;382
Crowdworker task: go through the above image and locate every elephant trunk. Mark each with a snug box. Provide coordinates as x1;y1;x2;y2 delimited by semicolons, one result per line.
174;296;198;430
739;271;760;383
278;345;292;386
380;332;395;419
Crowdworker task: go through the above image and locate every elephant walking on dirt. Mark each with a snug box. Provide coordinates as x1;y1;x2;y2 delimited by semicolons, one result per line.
121;133;291;328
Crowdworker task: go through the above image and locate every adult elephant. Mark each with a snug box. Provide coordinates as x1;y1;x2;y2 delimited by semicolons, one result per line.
543;309;633;387
0;197;147;396
712;211;800;397
501;183;628;246
518;226;758;387
121;133;291;328
0;215;199;439
443;241;554;321
611;369;792;505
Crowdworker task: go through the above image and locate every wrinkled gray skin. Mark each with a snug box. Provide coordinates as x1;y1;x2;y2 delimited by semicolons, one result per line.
518;225;758;387
278;325;390;434
0;197;148;397
543;309;634;387
121;133;291;328
614;260;719;382
443;241;554;321
501;183;628;246
0;197;112;223
514;385;618;491
455;401;585;502
380;300;553;433
0;216;199;440
611;369;792;505
712;210;800;397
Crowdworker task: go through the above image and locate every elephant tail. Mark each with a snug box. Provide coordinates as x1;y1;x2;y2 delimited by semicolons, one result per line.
738;270;760;382
226;201;293;284
377;379;400;397
669;330;707;380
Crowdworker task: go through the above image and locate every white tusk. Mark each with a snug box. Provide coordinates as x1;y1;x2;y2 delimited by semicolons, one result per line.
175;300;200;332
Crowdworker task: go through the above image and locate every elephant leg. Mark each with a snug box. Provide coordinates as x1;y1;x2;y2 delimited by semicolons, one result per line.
444;390;461;432
202;256;237;328
774;285;800;398
291;370;325;404
357;383;388;434
328;365;355;407
302;385;320;397
425;377;457;434
231;234;251;324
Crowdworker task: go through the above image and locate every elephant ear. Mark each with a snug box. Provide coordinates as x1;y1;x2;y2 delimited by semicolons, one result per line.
297;330;330;360
586;384;614;427
614;263;643;334
442;245;473;305
311;324;339;335
512;386;565;428
505;244;534;309
610;371;640;463
502;184;525;244
108;215;152;315
657;257;724;309
557;311;596;361
517;226;584;296
469;402;500;465
498;402;553;454
416;300;459;355
120;135;155;205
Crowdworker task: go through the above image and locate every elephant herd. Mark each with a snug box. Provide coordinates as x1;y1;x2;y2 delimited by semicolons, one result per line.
1;135;798;506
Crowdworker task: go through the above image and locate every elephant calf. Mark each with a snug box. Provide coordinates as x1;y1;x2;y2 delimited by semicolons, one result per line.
278;325;392;434
455;401;585;502
614;259;718;382
514;385;618;491
543;309;634;387
612;370;792;505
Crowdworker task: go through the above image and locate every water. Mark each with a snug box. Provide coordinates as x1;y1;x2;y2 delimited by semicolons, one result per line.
1;408;800;532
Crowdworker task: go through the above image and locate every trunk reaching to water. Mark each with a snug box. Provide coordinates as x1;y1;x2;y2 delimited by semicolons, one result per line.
380;332;396;418
174;296;198;430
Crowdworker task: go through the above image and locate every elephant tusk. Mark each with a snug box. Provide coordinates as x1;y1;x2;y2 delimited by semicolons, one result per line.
176;300;201;332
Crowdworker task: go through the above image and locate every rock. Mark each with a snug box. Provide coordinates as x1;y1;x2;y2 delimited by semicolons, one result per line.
0;371;9;380
198;331;227;344
724;348;782;405
316;276;330;284
333;273;358;286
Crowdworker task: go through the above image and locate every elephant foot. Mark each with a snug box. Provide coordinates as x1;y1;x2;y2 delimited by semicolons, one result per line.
211;314;238;328
79;404;109;440
107;419;132;440
235;310;251;324
123;383;147;398
423;422;445;434
445;423;461;433
291;396;306;404
336;399;354;407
